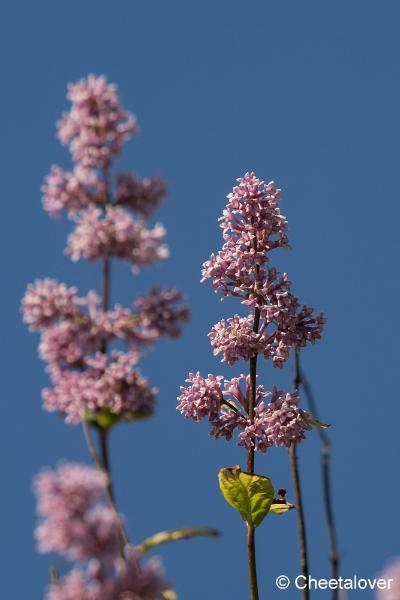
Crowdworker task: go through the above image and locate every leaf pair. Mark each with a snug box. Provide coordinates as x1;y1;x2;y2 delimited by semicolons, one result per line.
218;466;294;528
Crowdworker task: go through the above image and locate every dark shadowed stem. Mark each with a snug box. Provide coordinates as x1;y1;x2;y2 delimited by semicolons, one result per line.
49;566;59;586
82;418;129;549
301;371;340;598
289;350;310;600
246;305;261;600
102;257;110;313
99;426;115;504
247;523;259;600
289;444;309;600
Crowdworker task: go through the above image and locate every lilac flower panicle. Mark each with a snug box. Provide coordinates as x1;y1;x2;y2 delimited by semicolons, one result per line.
239;387;311;451
34;463;119;560
47;554;168;600
116;173;167;219
46;568;105;600
43;351;156;424
38;465;168;599
25;74;189;599
210;410;246;441
66;206;169;270
200;173;325;367
201;172;288;297
209;315;267;365
135;287;190;338
178;371;312;452
58;75;137;169
22;279;79;330
177;372;224;421
115;550;169;599
42;166;106;218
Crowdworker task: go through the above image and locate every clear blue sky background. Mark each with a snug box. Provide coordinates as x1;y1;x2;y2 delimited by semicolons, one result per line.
2;1;399;598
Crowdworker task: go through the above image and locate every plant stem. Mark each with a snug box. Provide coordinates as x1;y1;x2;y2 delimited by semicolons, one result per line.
289;444;309;600
300;371;340;599
102;256;110;313
246;305;261;600
247;523;259;600
289;350;310;600
82;418;129;549
99;426;115;504
49;566;59;586
81;170;129;551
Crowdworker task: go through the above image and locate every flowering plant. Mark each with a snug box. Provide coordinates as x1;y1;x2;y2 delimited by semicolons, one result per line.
178;172;327;599
23;75;217;599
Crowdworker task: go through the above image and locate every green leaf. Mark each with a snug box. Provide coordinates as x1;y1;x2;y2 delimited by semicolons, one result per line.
218;466;274;528
135;527;220;556
305;416;330;429
85;409;119;429
85;407;152;430
270;501;295;515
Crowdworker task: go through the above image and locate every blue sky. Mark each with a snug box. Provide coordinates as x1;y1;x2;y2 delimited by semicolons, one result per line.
2;1;400;598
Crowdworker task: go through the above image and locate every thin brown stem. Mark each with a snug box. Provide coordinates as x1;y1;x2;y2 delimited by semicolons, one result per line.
247;523;259;600
289;444;309;600
301;371;340;599
101;257;111;313
247;306;261;473
99;426;115;504
82;419;129;549
289;350;310;600
49;566;59;586
246;304;261;600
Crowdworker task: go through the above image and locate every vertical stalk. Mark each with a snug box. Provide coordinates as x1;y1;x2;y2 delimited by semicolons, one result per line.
301;372;340;599
81;169;128;550
99;426;115;504
101;256;110;313
246;305;261;600
289;350;310;600
247;523;259;600
289;444;309;599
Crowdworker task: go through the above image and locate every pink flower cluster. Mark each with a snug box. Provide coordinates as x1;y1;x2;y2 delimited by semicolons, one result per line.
202;173;325;369
22;279;188;423
58;75;137;169
24;75;190;597
134;287;190;338
47;553;167;600
34;462;118;560
177;373;311;451
201;173;288;297
178;171;325;453
210;303;325;369
35;463;168;600
42;166;106;218
116;173;167;219
66;206;169;270
41;75;171;280
43;351;156;424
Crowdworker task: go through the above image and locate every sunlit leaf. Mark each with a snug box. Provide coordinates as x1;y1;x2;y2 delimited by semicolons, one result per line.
305;416;330;429
218;466;274;528
135;527;219;555
270;501;295;515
